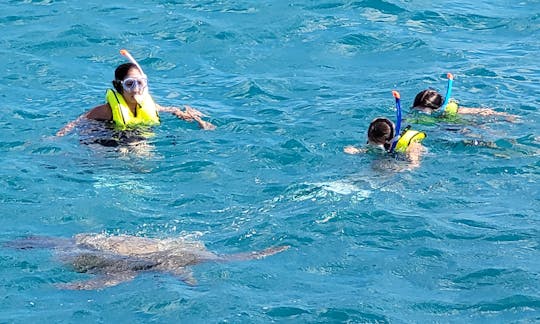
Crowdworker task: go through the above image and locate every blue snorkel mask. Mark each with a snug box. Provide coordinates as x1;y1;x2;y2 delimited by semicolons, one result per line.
437;73;454;115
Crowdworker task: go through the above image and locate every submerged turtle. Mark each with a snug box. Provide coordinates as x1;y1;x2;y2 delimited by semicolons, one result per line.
6;233;289;290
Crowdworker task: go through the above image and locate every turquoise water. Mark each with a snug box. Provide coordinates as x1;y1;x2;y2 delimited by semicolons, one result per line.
1;0;539;322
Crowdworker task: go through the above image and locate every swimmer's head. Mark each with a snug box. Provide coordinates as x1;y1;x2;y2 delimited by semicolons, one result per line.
112;63;145;94
367;117;395;151
412;89;443;112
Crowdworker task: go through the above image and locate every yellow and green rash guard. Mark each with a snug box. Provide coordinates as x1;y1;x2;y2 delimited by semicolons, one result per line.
393;128;426;153
106;89;160;130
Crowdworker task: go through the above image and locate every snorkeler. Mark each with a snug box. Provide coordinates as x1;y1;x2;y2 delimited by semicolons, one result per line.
56;49;215;137
344;91;426;167
412;73;516;120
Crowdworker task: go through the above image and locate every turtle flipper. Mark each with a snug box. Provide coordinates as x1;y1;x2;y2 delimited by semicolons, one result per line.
4;235;75;250
180;270;197;286
163;267;197;286
220;245;290;262
57;271;137;290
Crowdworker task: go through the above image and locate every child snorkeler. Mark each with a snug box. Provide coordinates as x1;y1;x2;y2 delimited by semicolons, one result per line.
344;91;426;168
411;73;517;121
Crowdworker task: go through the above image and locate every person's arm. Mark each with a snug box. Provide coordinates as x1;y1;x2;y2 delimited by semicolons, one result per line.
157;104;216;130
458;106;518;121
344;145;366;154
405;142;424;168
56;114;86;137
56;104;112;137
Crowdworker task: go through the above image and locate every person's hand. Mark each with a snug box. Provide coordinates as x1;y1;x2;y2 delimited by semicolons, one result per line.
174;110;192;121
197;119;216;130
503;113;519;123
183;106;207;119
183;105;215;130
55;122;77;136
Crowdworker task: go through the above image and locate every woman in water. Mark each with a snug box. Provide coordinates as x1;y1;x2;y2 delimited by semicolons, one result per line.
57;50;215;137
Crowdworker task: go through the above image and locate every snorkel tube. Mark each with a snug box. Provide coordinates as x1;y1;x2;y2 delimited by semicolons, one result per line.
389;90;402;153
120;49;147;78
438;73;454;115
120;49;148;104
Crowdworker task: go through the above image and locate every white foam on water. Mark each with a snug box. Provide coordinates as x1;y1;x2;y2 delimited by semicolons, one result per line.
312;180;371;198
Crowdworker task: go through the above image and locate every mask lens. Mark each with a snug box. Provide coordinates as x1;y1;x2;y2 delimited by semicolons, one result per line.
122;77;147;91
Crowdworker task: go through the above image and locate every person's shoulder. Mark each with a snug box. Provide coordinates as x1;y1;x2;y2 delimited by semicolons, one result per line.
86;103;112;120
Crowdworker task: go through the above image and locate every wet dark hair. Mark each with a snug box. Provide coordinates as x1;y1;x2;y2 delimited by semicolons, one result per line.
367;117;395;150
413;89;443;110
112;63;139;93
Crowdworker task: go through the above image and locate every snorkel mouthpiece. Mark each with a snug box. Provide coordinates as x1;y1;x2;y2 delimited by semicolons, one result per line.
120;49;146;78
389;90;402;152
438;72;454;114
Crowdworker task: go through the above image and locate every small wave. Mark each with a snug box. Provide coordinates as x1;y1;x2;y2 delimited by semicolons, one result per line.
339;33;380;49
319;308;390;323
264;306;310;317
464;67;498;77
226;79;289;102
473;294;540;312
351;0;406;15
451;268;526;287
306;2;346;10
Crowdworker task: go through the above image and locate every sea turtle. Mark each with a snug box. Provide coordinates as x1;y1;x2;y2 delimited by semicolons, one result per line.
6;233;289;290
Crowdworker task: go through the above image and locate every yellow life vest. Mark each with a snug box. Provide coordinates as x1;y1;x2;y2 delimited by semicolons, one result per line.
106;89;160;129
442;101;458;117
394;128;426;153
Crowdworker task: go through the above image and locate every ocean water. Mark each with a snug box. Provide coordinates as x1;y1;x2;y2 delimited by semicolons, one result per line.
1;0;539;322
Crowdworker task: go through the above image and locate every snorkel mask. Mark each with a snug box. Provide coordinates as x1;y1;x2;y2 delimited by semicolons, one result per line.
120;77;148;92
